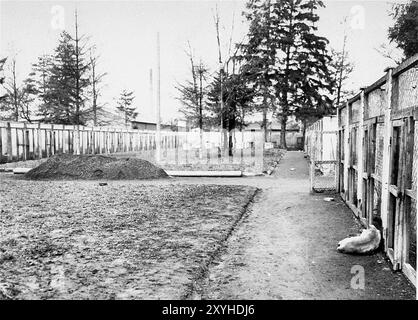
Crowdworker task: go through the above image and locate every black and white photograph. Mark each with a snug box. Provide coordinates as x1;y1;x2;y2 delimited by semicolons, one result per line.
0;0;417;307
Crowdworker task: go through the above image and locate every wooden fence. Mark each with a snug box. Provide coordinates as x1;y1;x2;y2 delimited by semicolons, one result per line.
0;122;265;172
0;122;157;163
337;53;418;285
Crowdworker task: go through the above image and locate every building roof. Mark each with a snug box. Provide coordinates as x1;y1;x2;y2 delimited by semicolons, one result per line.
245;119;301;131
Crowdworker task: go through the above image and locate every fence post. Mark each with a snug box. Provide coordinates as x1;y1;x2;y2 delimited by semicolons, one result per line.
44;126;49;157
50;124;55;156
380;67;394;247
255;132;264;173
336;108;340;193
22;123;27;161
75;125;81;155
6;123;12;162
175;134;179;165
310;159;315;192
343;101;350;201
0;125;2;163
36;123;41;159
25;125;30;160
15;127;20;161
61;126;65;154
357;89;366;213
30;127;35;159
105;129;109;154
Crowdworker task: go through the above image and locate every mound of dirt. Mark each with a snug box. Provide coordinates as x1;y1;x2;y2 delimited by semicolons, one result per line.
25;154;169;180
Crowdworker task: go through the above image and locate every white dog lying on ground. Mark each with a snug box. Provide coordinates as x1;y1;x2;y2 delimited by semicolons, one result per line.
337;225;381;254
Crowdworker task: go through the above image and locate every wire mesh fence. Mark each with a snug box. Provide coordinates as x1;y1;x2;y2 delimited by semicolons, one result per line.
305;116;338;193
156;130;264;173
310;160;338;193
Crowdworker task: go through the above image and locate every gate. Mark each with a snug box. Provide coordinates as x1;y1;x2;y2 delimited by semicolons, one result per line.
386;116;416;281
305;116;338;193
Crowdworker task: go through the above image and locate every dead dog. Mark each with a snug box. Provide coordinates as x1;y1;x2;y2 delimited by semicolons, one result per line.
337;225;381;254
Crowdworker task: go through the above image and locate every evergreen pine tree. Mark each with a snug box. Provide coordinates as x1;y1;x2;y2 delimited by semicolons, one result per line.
116;89;137;125
242;0;335;148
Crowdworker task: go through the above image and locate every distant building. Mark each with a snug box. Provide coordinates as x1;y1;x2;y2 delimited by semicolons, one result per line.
245;118;303;150
131;120;157;131
130;118;188;132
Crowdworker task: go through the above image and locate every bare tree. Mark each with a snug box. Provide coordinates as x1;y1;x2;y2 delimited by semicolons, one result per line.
89;47;107;126
375;43;404;65
3;58;20;121
69;9;91;125
176;42;209;131
213;5;224;133
0;57;6;102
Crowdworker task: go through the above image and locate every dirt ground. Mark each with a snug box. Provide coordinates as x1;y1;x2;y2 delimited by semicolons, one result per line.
0;177;256;299
0;150;415;300
185;151;416;300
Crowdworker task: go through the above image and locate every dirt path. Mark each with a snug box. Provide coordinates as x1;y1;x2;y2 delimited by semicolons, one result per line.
1;151;414;299
189;151;415;300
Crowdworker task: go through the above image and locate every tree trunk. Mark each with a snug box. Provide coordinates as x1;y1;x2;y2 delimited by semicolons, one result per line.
228;103;236;157
198;69;203;159
302;118;307;150
262;92;268;142
75;10;80;125
280;115;287;149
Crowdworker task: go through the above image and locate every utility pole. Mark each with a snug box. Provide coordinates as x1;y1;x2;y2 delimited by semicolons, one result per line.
156;32;161;163
214;6;227;154
149;68;153;113
74;9;81;154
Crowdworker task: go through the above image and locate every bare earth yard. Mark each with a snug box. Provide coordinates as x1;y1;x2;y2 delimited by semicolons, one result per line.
160;148;285;173
0;176;257;299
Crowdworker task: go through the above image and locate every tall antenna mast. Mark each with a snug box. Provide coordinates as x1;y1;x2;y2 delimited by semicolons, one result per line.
149;68;153;116
156;32;161;163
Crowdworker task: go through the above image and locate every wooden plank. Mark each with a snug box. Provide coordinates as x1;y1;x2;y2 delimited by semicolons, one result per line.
96;129;101;154
0;127;2;163
363;75;387;95
61;128;65;154
404;188;416;199
389;184;399;197
22;123;27;161
25;129;30;160
401;263;416;287
391;106;416;120
371;123;377;175
363;117;378;125
51;125;55;155
381;68;394;253
109;129;113;154
31;128;35;159
13;167;32;174
15;128;20;161
392;53;418;77
69;130;72;154
92;130;96;155
166;170;242;177
392;119;403;126
404;117;414;189
44;127;49;158
36;123;41;159
313;160;338;165
87;128;91;154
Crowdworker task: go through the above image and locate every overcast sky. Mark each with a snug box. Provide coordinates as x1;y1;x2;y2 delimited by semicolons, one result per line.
0;0;405;123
